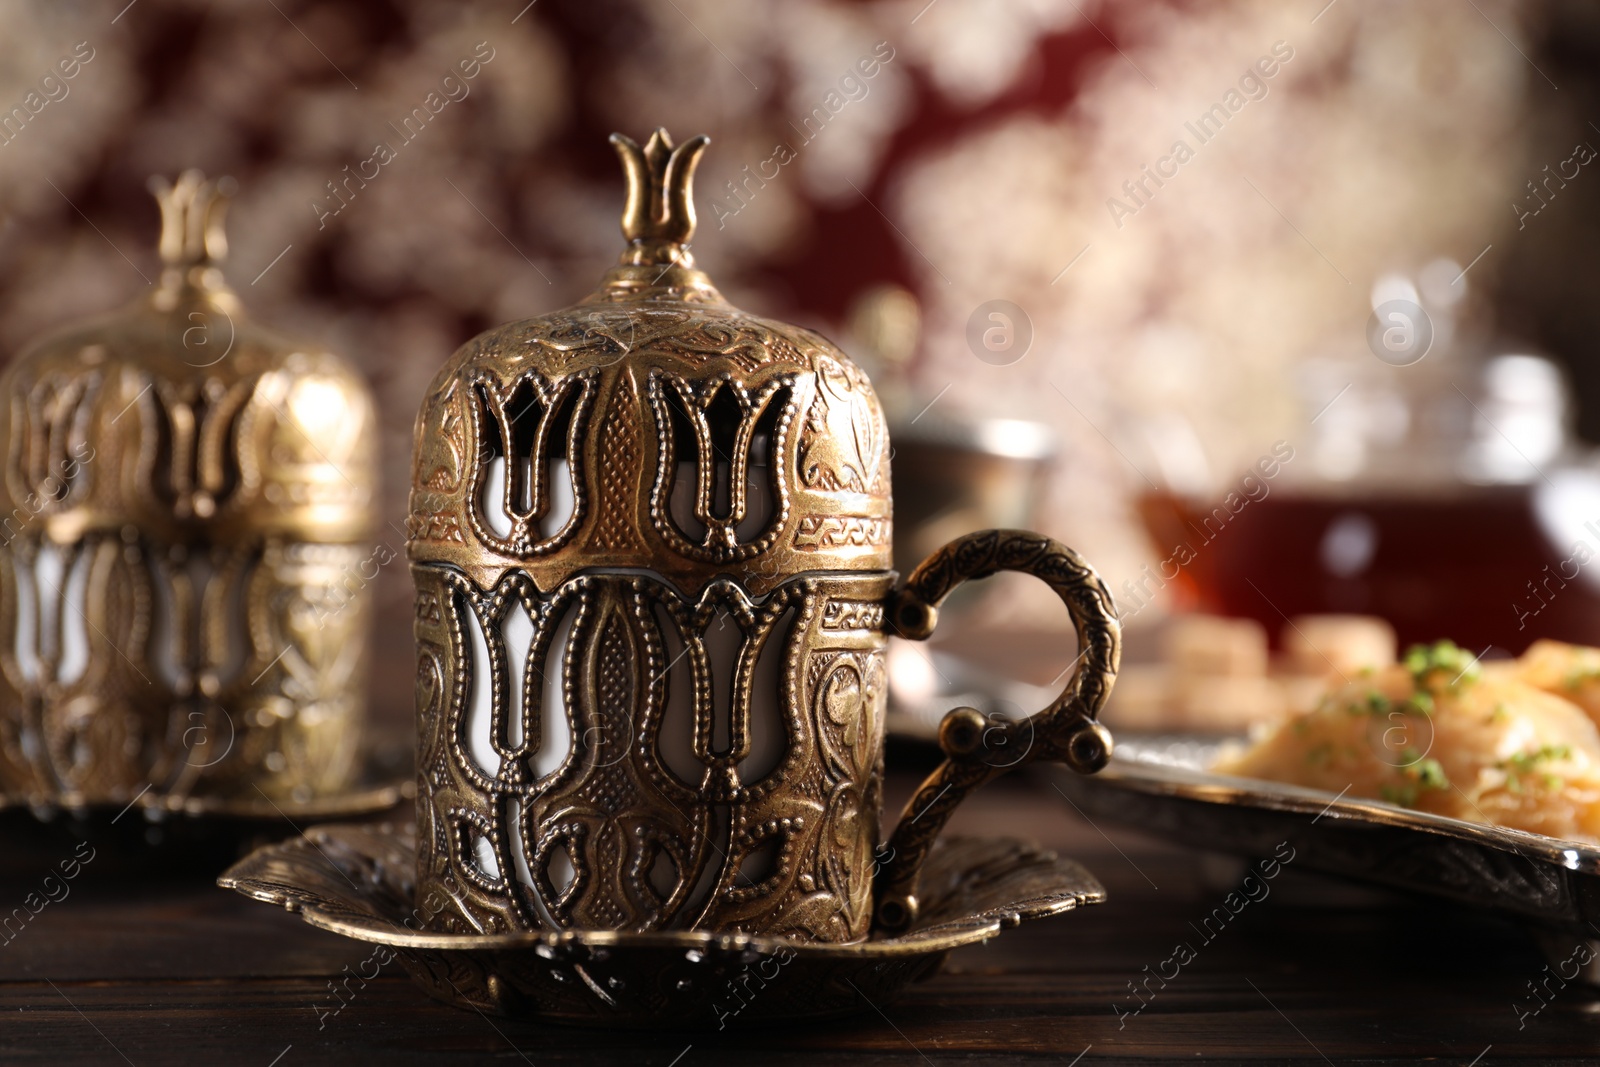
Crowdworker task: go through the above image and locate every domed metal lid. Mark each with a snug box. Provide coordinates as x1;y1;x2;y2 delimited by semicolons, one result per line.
0;171;375;546
408;130;892;596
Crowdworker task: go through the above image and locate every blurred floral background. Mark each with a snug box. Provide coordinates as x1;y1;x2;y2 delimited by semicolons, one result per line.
1;0;1597;726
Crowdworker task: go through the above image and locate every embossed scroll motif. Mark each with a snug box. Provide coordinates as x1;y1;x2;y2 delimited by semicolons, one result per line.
798;356;886;496
413;565;891;942
218;822;1107;1027
502;306;817;372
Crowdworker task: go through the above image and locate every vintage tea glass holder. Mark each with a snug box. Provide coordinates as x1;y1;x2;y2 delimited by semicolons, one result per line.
0;172;391;821
224;129;1121;1024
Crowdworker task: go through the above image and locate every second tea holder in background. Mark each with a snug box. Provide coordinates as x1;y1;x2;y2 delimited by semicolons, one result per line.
0;171;404;825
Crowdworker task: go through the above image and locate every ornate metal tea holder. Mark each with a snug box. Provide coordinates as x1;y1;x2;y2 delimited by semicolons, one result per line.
223;130;1117;1025
0;171;407;831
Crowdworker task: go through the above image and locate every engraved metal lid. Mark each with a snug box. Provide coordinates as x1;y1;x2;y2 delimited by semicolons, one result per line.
407;129;892;596
0;171;375;546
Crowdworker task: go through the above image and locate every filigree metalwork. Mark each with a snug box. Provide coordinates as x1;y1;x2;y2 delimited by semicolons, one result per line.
406;133;892;600
463;367;596;558
407;130;1120;945
646;370;796;560
218;821;1106;1026
413;565;892;940
0;170;377;809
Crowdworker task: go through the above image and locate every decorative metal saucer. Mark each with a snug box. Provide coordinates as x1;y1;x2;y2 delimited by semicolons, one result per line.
219;822;1104;1027
1054;735;1600;935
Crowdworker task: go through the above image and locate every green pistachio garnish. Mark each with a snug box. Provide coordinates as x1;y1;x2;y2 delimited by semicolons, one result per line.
1413;758;1448;790
1501;745;1572;773
1497;745;1572;795
1404;640;1480;689
1403;691;1434;717
1379;754;1451;808
1563;666;1600;691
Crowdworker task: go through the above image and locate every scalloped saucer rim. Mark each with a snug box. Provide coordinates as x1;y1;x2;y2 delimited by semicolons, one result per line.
218;821;1105;1025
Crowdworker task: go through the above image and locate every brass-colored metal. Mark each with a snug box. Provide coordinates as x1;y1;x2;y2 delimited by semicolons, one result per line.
406;129;1119;945
0;170;377;810
408;129;893;943
0;743;410;821
873;530;1120;932
218;820;1105;1026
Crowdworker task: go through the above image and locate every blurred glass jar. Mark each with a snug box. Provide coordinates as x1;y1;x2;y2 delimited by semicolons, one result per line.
1136;259;1600;654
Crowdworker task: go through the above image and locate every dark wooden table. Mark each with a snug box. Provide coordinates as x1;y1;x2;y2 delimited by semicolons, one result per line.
4;763;1599;1065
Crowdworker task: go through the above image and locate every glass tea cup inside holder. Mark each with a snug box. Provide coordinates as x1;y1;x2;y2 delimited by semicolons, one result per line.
872;529;1121;933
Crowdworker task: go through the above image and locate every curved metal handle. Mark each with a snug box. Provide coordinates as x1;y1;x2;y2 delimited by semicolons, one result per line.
872;529;1121;933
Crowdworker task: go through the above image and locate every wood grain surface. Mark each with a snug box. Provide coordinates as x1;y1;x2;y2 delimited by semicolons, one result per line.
2;757;1597;1065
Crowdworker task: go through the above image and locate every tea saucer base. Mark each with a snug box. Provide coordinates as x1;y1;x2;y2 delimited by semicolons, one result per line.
218;821;1105;1027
